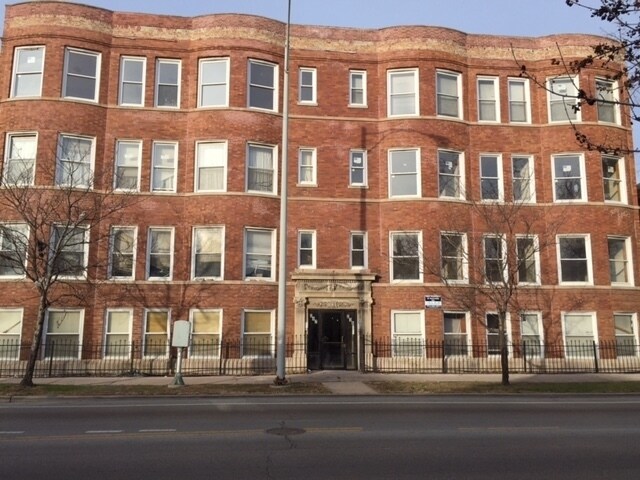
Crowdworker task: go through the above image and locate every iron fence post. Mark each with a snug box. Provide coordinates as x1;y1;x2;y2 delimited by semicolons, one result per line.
48;341;54;377
441;340;446;373
523;342;527;374
593;340;599;373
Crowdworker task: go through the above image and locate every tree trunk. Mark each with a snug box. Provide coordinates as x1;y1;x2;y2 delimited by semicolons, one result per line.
20;295;48;387
499;310;510;386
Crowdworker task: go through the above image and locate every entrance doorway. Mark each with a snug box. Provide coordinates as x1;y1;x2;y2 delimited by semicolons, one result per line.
307;310;357;370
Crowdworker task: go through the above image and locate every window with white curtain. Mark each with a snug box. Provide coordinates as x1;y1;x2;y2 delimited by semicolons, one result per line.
119;56;145;106
104;309;132;357
196;142;226;192
298;148;316;185
521;312;543;357
190;309;222;358
548;76;580;122
11;46;45;98
56;135;94;188
562;312;596;357
477;76;499;122
4;133;36;186
0;308;22;359
192;227;223;279
198;58;229;107
151;142;177;192
387;69;419;116
444;312;468;356
244;228;274;280
144;310;169;357
436;70;462;118
508;78;530;123
242;310;274;357
614;314;637;357
389;149;420;197
247;144;275;193
392;311;424;357
114;140;141;190
44;309;83;359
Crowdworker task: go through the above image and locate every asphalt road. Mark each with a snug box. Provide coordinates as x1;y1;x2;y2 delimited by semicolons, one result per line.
2;395;640;479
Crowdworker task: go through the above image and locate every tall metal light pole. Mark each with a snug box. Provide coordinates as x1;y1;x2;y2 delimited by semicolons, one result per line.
275;0;292;385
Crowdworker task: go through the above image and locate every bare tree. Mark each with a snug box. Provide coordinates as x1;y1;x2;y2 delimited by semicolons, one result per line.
0;137;137;386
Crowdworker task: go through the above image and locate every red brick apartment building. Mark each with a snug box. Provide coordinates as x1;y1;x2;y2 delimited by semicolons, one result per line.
0;1;638;374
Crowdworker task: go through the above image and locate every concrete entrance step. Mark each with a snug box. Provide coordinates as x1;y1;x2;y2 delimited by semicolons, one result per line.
322;381;377;395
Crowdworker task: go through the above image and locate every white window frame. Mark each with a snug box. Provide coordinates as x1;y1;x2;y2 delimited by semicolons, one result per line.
55;134;95;188
108;226;137;280
189;308;223;358
477;76;500;122
119;56;146;107
520;311;544;358
248;59;278;112
4;132;37;186
507;78;531;123
195;141;227;193
298;67;317;104
63;47;101;102
485;312;511;356
547;76;580;123
389;231;423;283
349;70;367;107
298;148;317;186
192;226;224;280
516;234;541;285
242;310;275;358
143;309;170;358
0;308;23;359
350;231;367;270
608;236;634;286
614;313;639;357
155;59;181;108
391;310;425;357
104;309;133;358
388;148;421;198
298;230;316;269
151;141;178;193
557;234;593;285
562;311;598;357
0;223;28;279
114;139;142;191
602;155;627;204
512;155;536;203
44;308;84;359
479;154;503;201
11;45;45;98
483;234;507;284
387;68;419;117
349;149;368;187
247;143;277;194
444;311;471;357
436;70;463;119
198;57;230;108
596;78;621;124
440;232;468;283
51;225;89;279
244;228;275;281
438;149;465;199
552;154;587;202
146;227;174;281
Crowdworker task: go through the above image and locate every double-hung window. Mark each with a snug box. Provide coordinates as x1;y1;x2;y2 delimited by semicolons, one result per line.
390;232;422;282
0;309;22;359
299;67;317;104
562;312;596;356
248;59;277;111
51;225;88;278
298;230;316;268
389;149;420;197
114;140;142;190
63;48;100;102
548;76;579;122
44;309;83;359
56;135;94;188
144;310;169;357
521;312;543;357
190;309;222;357
552;154;586;201
484;235;506;283
507;78;530;123
480;154;503;201
512;155;535;202
244;228;274;280
198;57;229;108
477;76;499;122
119;56;145;106
438;150;464;199
247;144;276;193
0;224;28;278
155;59;181;108
608;236;633;285
350;232;367;269
192;226;224;280
602;156;626;203
4;133;36;185
557;235;592;284
441;232;467;282
109;226;136;280
436;70;462;118
387;69;418;116
349;150;367;187
242;310;274;357
516;235;540;284
392;311;424;357
11;46;45;98
298;148;316;185
147;227;174;280
596;78;620;124
614;313;638;357
444;312;469;356
104;309;132;358
349;70;367;106
151;142;178;192
195;141;227;192
485;313;502;355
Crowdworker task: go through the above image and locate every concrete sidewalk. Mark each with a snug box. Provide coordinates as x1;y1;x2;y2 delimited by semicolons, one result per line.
2;370;640;395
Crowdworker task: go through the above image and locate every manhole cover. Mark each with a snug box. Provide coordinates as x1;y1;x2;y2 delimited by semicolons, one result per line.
265;427;306;436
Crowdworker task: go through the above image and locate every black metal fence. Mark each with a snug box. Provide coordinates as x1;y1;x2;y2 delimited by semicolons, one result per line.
1;337;639;378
